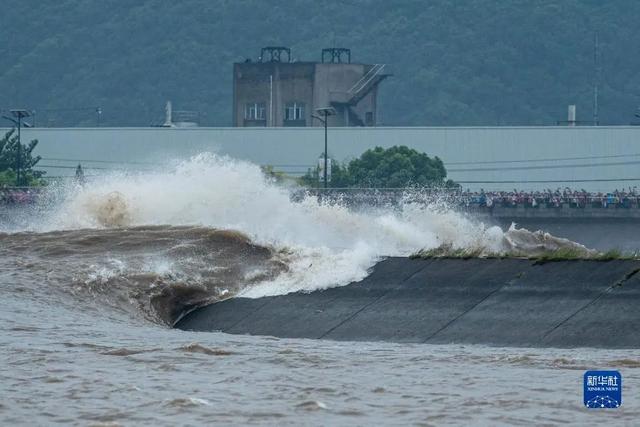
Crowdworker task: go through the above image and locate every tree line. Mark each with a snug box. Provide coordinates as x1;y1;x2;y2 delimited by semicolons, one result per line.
298;145;456;189
1;1;639;126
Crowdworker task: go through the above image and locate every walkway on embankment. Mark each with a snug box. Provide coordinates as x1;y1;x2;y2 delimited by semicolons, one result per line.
176;258;640;348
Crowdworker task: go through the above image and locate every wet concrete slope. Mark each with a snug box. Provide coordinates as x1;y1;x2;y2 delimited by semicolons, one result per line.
176;258;640;348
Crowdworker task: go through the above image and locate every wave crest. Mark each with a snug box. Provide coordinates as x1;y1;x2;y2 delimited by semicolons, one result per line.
0;226;287;325
1;153;599;323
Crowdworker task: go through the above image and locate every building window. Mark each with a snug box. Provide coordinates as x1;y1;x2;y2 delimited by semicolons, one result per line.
284;102;305;121
245;102;266;120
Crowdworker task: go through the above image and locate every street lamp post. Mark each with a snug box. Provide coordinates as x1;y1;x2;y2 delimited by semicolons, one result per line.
312;107;336;189
2;109;32;186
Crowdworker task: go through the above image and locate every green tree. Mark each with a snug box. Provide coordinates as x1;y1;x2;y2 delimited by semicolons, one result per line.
298;158;351;188
300;146;455;188
346;146;447;188
0;129;45;186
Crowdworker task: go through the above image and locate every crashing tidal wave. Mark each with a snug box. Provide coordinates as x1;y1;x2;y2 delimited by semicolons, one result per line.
0;225;287;325
0;153;594;325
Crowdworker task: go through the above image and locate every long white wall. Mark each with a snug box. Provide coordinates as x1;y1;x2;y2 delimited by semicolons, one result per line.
6;126;640;191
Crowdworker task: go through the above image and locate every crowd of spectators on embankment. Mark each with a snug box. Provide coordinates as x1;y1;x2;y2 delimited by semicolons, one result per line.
3;186;640;209
462;188;640;209
0;188;41;205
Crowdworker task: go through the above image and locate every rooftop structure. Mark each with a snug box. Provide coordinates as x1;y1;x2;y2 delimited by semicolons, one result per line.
233;47;390;127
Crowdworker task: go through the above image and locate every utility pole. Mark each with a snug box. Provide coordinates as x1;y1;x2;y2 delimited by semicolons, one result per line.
269;75;273;127
2;109;32;186
322;113;328;188
17;114;21;185
593;31;600;126
13;110;31;186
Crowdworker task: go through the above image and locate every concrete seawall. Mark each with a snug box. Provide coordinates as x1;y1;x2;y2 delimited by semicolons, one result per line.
469;205;640;220
8;126;640;191
485;219;640;252
176;258;640;348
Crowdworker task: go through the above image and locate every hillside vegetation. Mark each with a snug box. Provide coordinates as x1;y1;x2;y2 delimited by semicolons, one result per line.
1;0;638;126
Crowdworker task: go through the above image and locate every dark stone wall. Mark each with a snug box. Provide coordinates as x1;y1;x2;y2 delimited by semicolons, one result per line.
176;258;640;348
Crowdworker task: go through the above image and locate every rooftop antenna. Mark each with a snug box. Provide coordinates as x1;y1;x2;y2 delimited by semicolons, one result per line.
593;31;600;126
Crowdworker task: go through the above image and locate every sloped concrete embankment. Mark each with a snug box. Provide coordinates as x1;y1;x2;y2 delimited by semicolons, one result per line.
176;258;640;348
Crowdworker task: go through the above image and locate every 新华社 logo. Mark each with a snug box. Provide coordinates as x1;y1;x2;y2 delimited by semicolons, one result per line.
584;370;622;409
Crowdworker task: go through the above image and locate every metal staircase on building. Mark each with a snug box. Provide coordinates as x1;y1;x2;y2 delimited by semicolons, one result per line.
328;63;390;126
345;64;389;105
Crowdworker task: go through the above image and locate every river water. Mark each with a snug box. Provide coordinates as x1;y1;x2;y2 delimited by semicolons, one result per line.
1;154;638;425
3;291;639;426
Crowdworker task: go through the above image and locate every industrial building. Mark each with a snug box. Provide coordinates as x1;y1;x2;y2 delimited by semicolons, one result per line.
233;47;390;127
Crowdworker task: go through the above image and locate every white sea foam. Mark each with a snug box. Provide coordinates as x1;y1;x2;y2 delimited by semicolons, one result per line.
35;153;589;297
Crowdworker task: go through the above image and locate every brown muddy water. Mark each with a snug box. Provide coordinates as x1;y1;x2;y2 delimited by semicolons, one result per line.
2;226;639;426
2;155;639;425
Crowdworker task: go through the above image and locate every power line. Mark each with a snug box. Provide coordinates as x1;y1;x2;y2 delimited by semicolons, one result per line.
42;154;640;169
457;178;640;184
42;157;160;166
37;107;99;113
37;158;640;176
449;159;640;173
41;157;314;169
445;153;640;165
43;175;99;179
38;164;152;171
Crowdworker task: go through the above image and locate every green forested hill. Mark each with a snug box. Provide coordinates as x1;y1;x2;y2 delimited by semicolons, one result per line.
1;0;638;126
